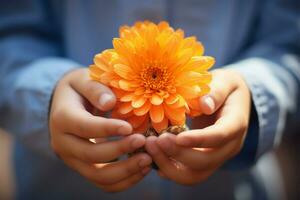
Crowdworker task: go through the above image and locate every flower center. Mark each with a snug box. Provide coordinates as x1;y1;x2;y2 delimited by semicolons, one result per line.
152;72;157;79
140;65;169;91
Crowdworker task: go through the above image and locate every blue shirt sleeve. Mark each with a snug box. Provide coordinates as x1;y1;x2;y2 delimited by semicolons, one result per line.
0;1;80;156
224;0;300;168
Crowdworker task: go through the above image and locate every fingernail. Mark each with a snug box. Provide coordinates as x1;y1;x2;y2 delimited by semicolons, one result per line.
141;167;151;175
203;96;215;111
139;157;152;168
99;93;113;107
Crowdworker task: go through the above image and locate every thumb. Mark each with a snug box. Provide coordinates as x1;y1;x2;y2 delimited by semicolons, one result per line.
200;70;236;115
69;68;116;111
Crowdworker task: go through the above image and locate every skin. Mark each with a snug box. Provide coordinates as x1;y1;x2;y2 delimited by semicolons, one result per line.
145;69;251;185
50;67;251;190
49;68;152;192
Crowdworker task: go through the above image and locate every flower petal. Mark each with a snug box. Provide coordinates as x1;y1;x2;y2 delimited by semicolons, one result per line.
89;21;214;129
165;94;179;105
111;108;133;119
199;83;210;95
99;72;118;85
89;64;105;81
94;54;111;71
187;98;201;111
131;95;147;108
176;71;202;86
120;93;135;102
112;88;127;99
177;85;201;99
134;114;149;133
150;93;164;105
114;64;135;80
198;72;212;84
113;38;134;61
149;105;164;123
168;95;186;109
194;42;205;56
189;109;202;117
152;116;168;134
170;48;193;71
158;21;170;31
134;87;145;95
190;56;215;72
118;102;133;114
127;114;148;129
133;101;151;116
119;79;138;91
163;103;185;123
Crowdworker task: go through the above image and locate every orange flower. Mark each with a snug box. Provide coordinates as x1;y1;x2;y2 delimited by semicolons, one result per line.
89;21;215;134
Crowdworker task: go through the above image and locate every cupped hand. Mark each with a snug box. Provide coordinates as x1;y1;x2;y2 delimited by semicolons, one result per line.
49;68;152;192
146;69;251;185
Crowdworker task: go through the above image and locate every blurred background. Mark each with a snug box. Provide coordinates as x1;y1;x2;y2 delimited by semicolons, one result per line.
0;1;299;199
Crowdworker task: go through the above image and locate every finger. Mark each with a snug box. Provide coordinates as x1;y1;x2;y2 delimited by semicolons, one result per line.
51;83;132;138
99;167;151;193
157;133;240;170
145;136;208;185
66;153;152;185
176;100;247;148
68;111;132;138
70;68;116;111
199;70;236;114
58;134;146;163
176;120;238;148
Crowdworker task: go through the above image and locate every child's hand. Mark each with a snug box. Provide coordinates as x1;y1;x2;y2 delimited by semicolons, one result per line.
49;68;152;192
145;69;251;185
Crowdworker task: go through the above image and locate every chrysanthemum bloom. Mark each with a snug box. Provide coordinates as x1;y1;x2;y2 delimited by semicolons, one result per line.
89;21;215;134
